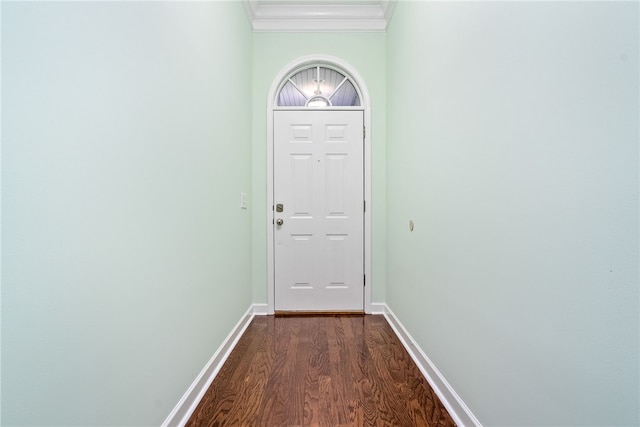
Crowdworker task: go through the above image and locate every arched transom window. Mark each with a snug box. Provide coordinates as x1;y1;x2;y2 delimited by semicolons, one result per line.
277;65;361;108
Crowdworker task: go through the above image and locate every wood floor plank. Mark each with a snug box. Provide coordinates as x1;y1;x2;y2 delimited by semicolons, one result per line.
186;315;456;427
257;317;297;425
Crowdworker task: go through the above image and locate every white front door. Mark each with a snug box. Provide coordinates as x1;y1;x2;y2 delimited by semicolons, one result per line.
273;110;364;312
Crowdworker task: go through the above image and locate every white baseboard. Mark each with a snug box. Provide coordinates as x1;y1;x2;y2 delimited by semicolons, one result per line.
369;302;386;314
252;303;269;315
161;305;257;427
381;304;482;427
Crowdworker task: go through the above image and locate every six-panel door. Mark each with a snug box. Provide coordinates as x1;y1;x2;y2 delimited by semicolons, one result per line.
274;110;364;311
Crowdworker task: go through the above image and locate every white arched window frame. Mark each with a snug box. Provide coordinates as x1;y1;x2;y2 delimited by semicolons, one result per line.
266;55;373;315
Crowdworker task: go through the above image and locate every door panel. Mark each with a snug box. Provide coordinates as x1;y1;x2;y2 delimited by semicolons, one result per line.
274;110;364;311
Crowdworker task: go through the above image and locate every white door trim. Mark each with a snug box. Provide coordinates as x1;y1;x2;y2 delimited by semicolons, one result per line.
266;54;372;314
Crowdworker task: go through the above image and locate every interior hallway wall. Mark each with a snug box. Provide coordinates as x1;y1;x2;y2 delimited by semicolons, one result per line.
1;2;253;425
251;32;387;306
385;2;639;425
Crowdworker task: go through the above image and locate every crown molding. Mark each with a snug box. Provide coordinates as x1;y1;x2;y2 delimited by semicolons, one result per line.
243;1;396;32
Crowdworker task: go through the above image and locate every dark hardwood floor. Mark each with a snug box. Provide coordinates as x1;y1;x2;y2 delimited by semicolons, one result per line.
186;314;456;427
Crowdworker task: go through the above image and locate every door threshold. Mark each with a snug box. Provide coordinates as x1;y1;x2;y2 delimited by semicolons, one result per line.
275;310;365;317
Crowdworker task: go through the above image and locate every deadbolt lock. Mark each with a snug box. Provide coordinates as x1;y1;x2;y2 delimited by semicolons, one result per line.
276;203;284;212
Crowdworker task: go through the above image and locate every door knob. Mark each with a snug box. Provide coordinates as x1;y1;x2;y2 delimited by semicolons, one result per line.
276;218;284;226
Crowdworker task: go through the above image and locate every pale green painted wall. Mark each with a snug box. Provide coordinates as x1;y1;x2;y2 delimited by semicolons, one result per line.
386;2;639;426
2;2;253;425
4;2;638;426
251;32;387;304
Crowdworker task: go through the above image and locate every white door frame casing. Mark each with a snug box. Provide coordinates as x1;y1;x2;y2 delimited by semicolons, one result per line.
266;55;372;314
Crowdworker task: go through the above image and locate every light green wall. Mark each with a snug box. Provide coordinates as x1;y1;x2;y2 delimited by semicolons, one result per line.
1;2;253;425
386;2;639;426
4;2;638;426
251;32;387;304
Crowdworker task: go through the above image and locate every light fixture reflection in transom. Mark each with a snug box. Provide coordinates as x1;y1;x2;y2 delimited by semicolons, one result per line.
307;95;330;107
277;65;361;107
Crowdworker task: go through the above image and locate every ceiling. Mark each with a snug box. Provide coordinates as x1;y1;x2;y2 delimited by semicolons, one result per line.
243;0;397;32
